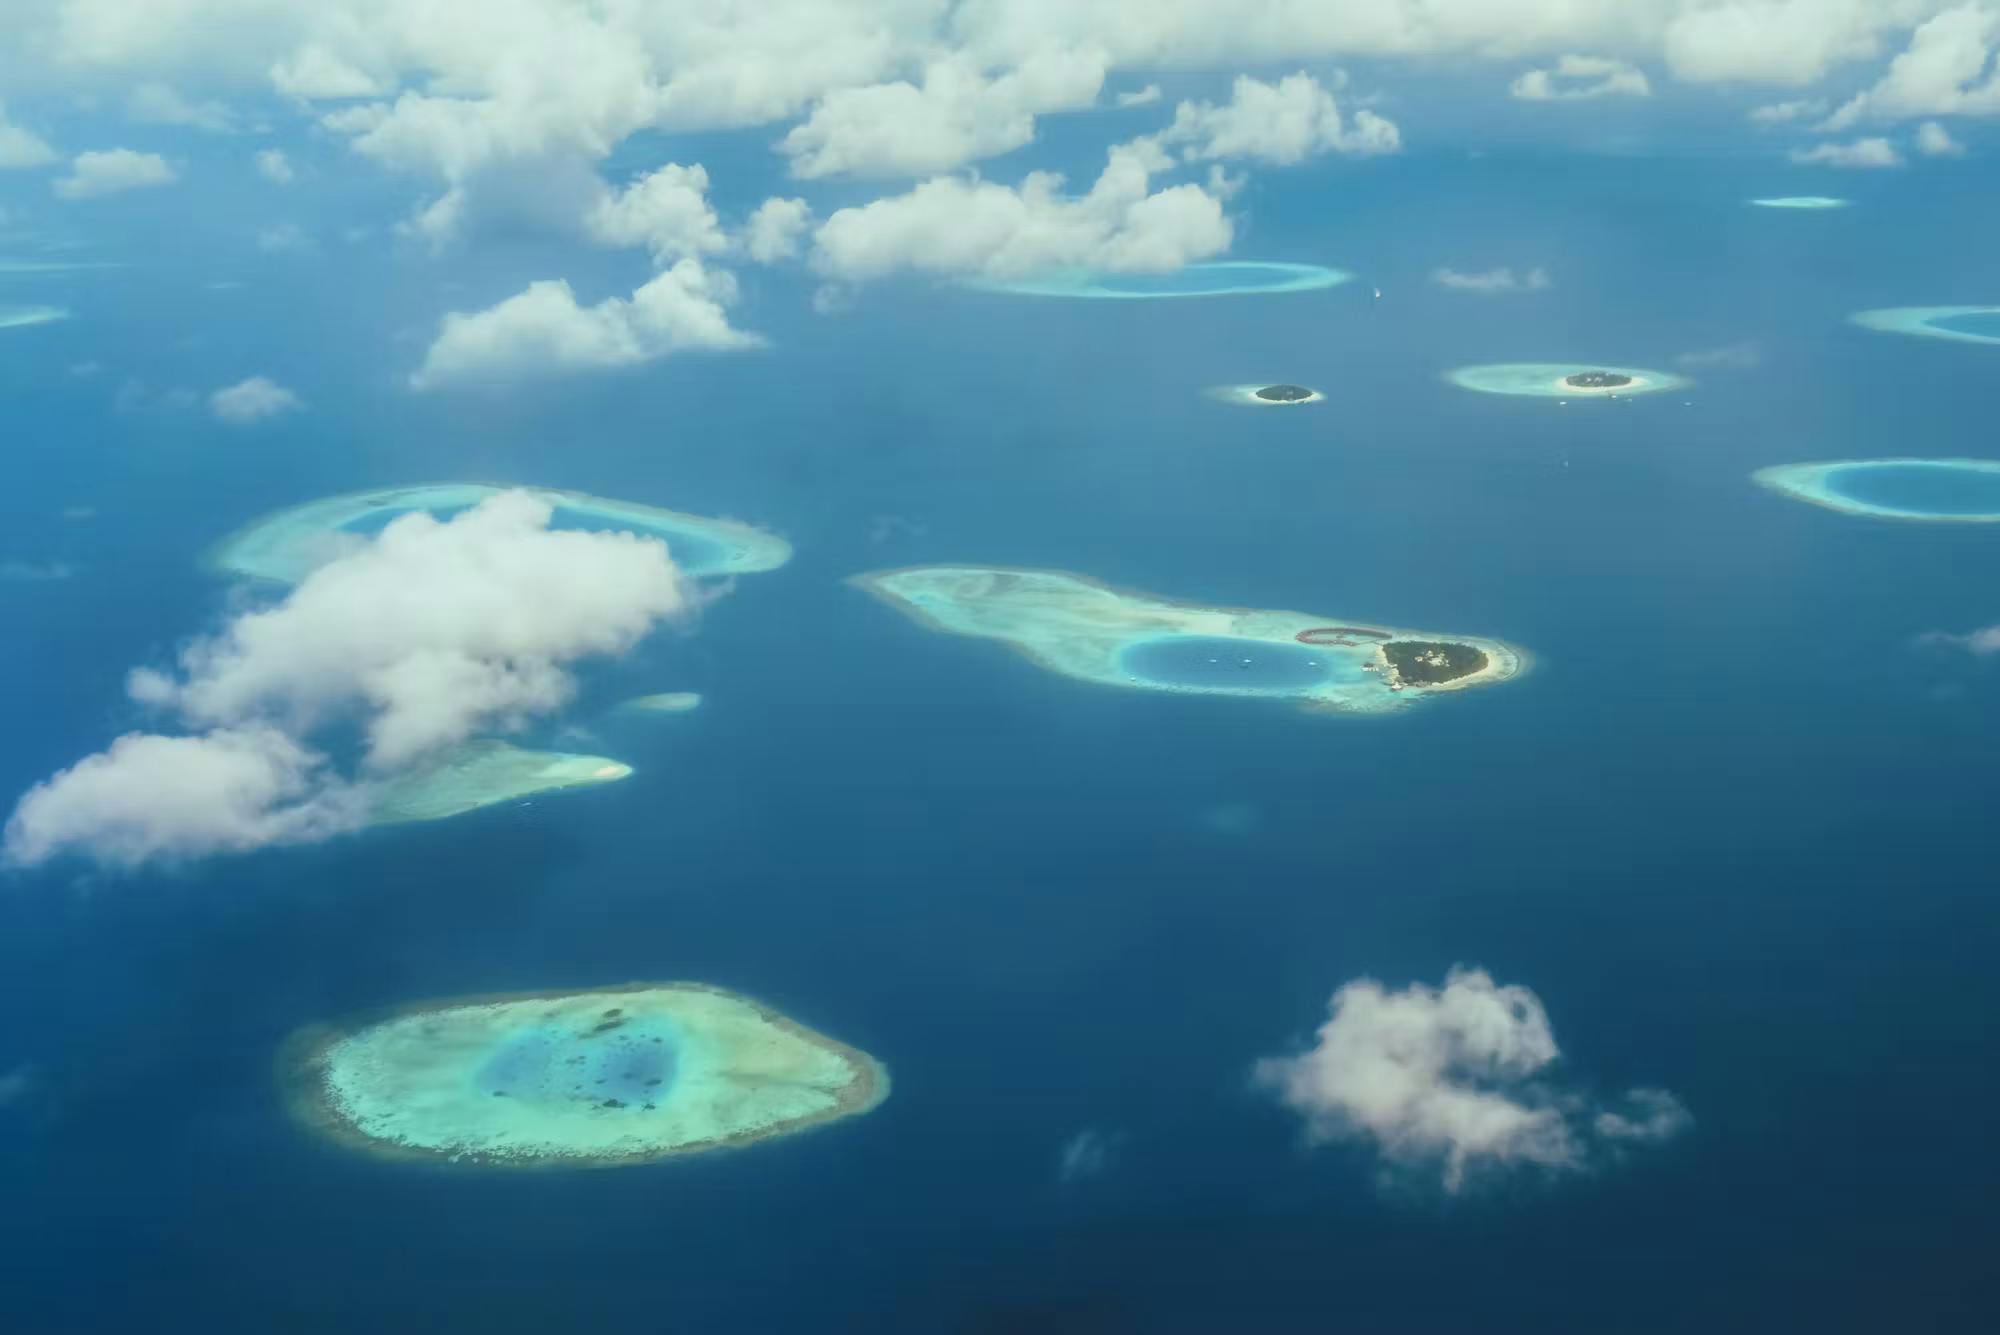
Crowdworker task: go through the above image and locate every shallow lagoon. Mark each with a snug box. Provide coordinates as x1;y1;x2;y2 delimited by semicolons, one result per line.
1120;635;1336;694
970;261;1352;300
1753;459;2000;522
1850;305;2000;346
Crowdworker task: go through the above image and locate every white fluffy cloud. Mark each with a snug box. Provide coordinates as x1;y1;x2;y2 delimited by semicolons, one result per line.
1749;97;1830;124
1918;624;2000;654
127;81;235;131
811;135;1230;282
1432;265;1551;293
410;260;760;389
1254;967;1689;1192
1790;135;1906;165
210;376;303;424
0;102;57;169
584;162;727;263
1159;73;1401;164
1824;6;2000;127
1511;54;1653;101
255;147;294;182
744;196;813;262
53;148;176;199
5;493;694;869
781;48;1107;179
1660;1;1932;86
1916;118;1970;152
4;727;365;871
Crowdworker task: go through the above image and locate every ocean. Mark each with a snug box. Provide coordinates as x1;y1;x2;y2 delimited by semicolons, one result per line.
3;151;1998;1332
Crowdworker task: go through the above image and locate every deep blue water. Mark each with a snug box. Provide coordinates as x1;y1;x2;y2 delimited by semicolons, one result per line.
1118;636;1333;691
1824;462;2000;515
4;154;2000;1333
1928;310;2000;339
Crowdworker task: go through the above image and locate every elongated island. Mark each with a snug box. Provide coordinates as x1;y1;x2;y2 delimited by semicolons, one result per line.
368;740;633;824
849;565;1525;714
281;982;888;1167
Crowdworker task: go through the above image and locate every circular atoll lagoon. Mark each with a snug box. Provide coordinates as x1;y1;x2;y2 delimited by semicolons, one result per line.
968;261;1352;300
0;305;69;330
1753;459;2000;522
207;482;792;584
850;565;1525;715
1748;196;1850;210
281;982;888;1167
1209;382;1325;407
1850;306;2000;347
1446;362;1689;398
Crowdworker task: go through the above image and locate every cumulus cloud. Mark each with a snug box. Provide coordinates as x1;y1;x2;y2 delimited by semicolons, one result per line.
210;376;303;424
781;48;1107;179
585;162;727;263
53;148;176;199
743;196;812;263
1511;54;1653;101
1790;135;1906;166
1254;967;1689;1192
1116;85;1162;108
256;148;295;183
1661;2;1920;87
128;82;235;132
0;102;57;169
1824;6;2000;128
5;493;693;870
811;135;1230;282
410;260;760;389
1916;118;1969;153
1749;97;1830;124
1159;72;1401;164
1431;265;1551;293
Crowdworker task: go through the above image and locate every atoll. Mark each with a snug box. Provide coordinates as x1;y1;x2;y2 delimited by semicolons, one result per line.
1849;306;2000;347
849;565;1525;714
207;482;792;584
1446;363;1688;398
0;305;68;330
1209;382;1325;406
1752;458;2000;523
1748;196;1850;210
280;982;888;1167
968;261;1353;300
370;740;633;824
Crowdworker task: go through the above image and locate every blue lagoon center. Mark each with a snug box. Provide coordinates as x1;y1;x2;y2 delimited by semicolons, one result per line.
1118;635;1337;694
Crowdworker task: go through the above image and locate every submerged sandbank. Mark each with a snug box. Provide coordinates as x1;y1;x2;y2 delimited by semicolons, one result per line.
1753;458;2000;522
969;261;1352;300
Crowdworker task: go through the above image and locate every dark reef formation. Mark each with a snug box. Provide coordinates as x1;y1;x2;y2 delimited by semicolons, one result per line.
1383;640;1489;686
1564;371;1633;389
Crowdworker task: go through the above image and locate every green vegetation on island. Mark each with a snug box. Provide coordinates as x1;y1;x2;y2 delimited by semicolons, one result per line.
1383;640;1490;686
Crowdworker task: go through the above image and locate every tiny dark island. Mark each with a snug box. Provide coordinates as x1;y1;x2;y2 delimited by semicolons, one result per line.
1254;384;1316;402
1563;371;1633;390
1383;640;1489;686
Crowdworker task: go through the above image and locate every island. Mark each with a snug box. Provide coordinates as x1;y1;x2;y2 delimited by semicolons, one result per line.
1748;196;1850;210
279;982;888;1168
848;565;1526;714
968;261;1353;300
369;740;633;824
614;691;703;715
1752;458;2000;523
1447;362;1688;398
1210;382;1325;406
1850;306;2000;347
206;482;793;584
0;305;68;330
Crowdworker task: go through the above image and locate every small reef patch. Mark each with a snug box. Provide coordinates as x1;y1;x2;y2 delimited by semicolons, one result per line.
969;262;1352;300
369;740;632;824
1753;458;2000;523
1209;383;1325;407
1850;306;2000;347
0;305;69;330
1748;196;1850;210
1446;362;1688;398
281;982;887;1167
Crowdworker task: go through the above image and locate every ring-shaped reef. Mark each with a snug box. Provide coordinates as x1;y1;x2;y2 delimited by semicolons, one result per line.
1753;458;2000;523
849;565;1526;715
370;740;632;825
968;261;1352;300
1208;383;1325;407
1850;306;2000;347
280;982;888;1167
0;305;68;330
206;482;793;584
1446;362;1689;398
1748;196;1850;210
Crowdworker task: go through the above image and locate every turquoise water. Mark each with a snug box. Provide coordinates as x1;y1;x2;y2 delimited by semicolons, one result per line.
476;1022;677;1106
1822;463;2000;515
340;504;729;570
1926;311;2000;340
1120;636;1334;691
